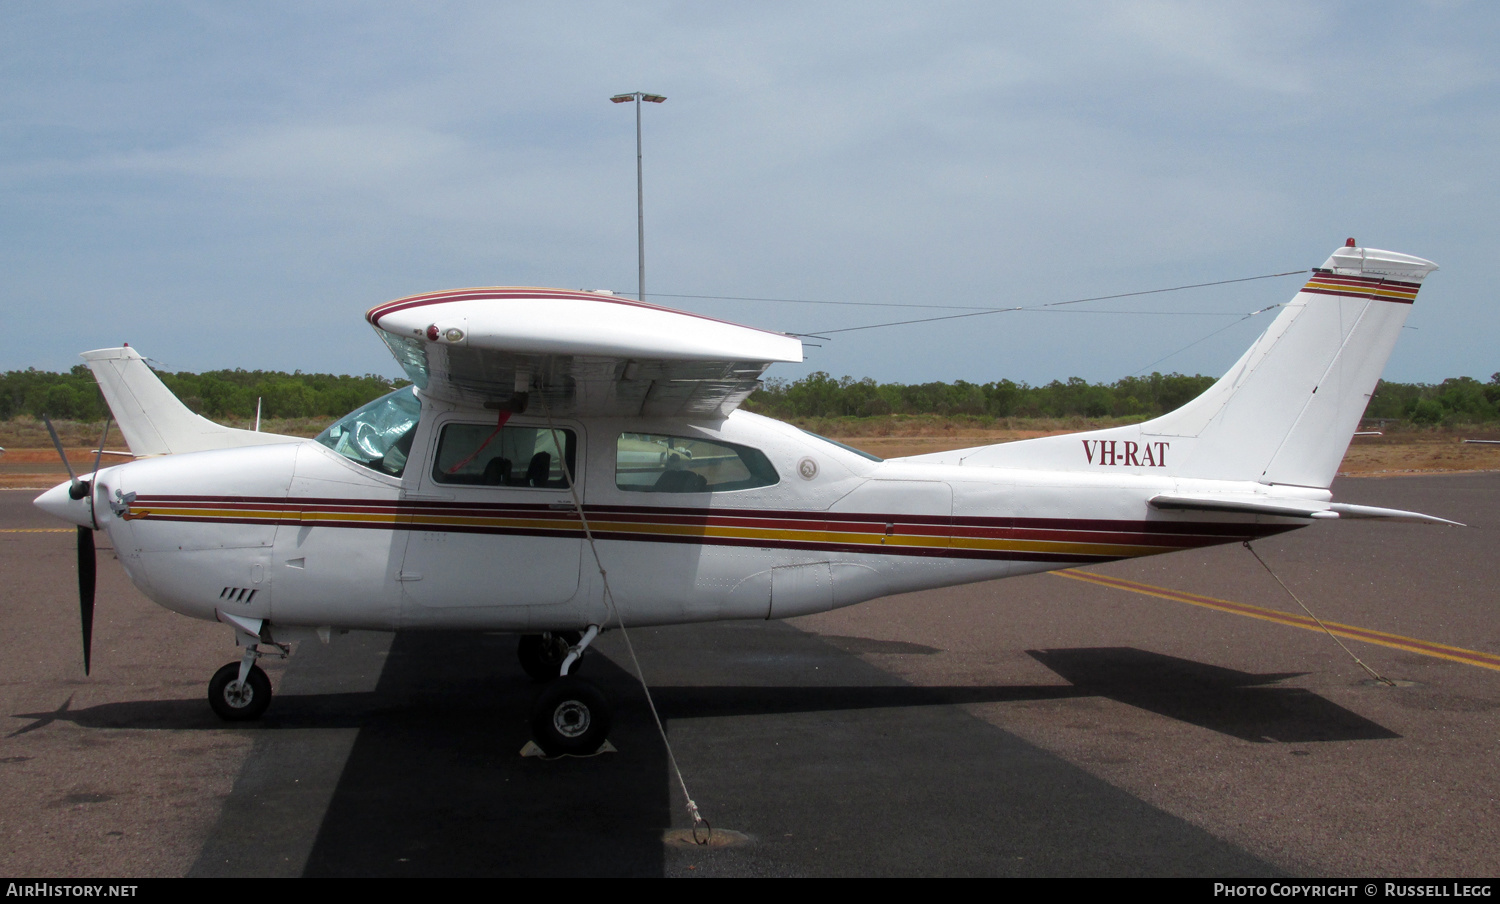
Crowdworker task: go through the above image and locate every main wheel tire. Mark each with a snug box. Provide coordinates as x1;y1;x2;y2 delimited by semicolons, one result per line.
208;662;272;721
517;631;583;682
531;676;611;756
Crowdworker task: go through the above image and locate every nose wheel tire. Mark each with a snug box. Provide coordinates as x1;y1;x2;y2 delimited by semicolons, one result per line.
518;631;583;682
208;662;272;721
530;676;611;756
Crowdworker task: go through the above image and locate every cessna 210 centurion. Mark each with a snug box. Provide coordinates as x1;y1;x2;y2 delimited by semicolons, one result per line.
35;241;1457;755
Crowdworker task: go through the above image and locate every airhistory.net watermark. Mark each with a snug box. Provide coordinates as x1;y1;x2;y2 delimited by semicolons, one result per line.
5;886;137;897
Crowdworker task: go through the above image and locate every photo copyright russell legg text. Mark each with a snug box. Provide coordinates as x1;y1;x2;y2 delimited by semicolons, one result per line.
1215;886;1493;898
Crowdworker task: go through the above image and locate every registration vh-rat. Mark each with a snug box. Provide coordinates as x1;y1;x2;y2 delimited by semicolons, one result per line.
34;240;1459;755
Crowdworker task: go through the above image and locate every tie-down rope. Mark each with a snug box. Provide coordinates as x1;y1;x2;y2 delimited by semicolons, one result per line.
1244;541;1395;687
538;393;712;843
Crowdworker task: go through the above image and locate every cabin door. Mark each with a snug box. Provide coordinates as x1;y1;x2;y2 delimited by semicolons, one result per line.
398;417;584;614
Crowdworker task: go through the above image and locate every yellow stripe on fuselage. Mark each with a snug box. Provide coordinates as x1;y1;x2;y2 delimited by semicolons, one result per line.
128;505;1203;560
952;536;1174;558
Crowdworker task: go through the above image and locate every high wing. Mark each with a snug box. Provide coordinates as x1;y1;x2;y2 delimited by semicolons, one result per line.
366;288;804;418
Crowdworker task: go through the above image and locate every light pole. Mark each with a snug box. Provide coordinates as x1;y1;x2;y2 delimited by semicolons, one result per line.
610;92;666;303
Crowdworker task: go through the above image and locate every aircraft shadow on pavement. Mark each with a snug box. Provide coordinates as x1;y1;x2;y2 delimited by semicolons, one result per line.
12;627;1369;875
199;627;1281;877
1027;647;1401;743
198;631;678;878
8;693;384;735
18;645;1395;748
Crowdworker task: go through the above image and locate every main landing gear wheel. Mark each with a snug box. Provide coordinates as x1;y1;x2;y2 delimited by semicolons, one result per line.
208;662;272;721
530;676;611;756
517;631;583;682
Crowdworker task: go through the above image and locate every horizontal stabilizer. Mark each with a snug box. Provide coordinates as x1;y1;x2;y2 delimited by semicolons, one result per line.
82;347;301;456
1327;502;1464;526
1149;493;1338;519
1149;493;1462;526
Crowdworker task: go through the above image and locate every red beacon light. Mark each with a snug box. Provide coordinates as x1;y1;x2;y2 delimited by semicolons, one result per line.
1346;237;1357;247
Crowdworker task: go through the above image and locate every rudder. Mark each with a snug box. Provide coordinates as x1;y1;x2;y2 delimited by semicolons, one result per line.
896;242;1438;489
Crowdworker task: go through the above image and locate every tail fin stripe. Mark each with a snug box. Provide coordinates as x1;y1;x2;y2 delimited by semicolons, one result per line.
1302;285;1419;304
1302;271;1422;303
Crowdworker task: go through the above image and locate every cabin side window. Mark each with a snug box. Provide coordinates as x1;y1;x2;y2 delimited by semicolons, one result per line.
615;433;779;493
431;423;578;488
315;386;422;477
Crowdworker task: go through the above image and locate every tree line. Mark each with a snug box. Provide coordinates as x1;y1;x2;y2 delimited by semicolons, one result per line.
744;370;1500;425
0;365;409;423
4;364;1499;427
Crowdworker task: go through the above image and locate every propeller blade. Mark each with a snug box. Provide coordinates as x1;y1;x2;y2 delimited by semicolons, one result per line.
76;526;95;676
42;413;82;497
89;418;110;481
86;418;112;530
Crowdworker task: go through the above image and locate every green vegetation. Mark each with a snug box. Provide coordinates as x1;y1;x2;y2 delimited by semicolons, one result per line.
744;371;1500;427
3;365;1499;434
0;365;409;423
1361;375;1500;426
746;372;1215;419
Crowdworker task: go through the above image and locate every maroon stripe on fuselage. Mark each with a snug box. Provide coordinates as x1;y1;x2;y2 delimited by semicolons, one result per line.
580;529;1131;564
133;495;1283;538
125;494;1300;561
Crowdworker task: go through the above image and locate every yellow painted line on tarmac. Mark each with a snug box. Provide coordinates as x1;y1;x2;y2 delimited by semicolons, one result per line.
1055;568;1500;673
0;528;73;533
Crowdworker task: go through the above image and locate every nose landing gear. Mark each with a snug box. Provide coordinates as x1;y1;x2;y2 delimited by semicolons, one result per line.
208;661;272;721
208;612;283;722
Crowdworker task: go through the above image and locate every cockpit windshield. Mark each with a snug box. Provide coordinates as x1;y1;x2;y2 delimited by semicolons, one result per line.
315;386;422;476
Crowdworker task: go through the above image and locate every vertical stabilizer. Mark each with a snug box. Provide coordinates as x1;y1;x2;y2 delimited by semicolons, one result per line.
899;243;1437;489
81;347;301;456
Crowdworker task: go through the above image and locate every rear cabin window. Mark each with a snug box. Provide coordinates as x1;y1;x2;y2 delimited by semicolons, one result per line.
615;433;778;493
800;429;883;462
432;423;577;488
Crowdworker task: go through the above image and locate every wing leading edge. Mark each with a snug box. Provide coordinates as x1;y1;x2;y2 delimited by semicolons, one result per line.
367;288;803;418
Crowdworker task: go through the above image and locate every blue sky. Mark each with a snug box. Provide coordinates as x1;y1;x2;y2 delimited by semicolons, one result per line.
2;2;1495;390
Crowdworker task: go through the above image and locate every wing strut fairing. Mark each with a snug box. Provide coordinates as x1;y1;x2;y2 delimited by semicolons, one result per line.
367;288;804;419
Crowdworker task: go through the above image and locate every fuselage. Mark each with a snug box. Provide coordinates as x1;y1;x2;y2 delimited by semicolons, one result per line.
43;393;1303;637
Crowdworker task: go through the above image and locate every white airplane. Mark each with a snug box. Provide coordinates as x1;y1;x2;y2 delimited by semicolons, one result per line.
34;241;1458;755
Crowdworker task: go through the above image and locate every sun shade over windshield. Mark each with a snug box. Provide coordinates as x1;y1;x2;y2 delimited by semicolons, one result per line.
315;386;422;477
